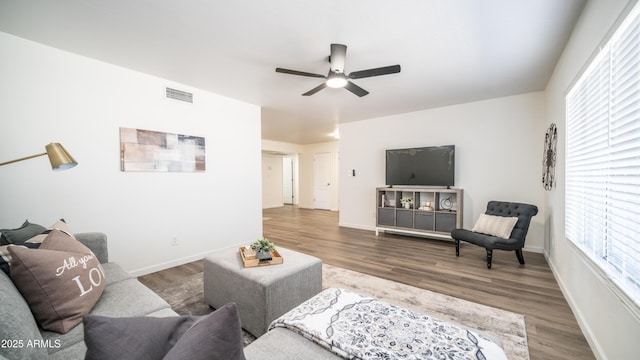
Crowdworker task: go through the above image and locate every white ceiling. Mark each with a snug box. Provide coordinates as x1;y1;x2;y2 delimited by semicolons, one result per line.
0;0;585;144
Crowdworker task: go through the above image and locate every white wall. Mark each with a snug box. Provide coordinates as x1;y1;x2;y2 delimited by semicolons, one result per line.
544;0;640;359
0;32;263;276
339;92;546;251
261;153;284;208
262;139;303;155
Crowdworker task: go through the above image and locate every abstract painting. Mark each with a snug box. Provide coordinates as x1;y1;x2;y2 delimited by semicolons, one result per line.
120;127;205;172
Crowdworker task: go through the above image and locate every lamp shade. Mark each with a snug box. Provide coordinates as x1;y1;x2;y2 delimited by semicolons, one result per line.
45;143;77;171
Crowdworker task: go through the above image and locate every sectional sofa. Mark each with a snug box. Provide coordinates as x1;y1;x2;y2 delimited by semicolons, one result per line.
0;231;340;360
0;232;178;359
1;231;507;360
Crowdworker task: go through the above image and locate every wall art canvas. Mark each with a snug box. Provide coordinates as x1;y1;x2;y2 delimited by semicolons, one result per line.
120;127;205;172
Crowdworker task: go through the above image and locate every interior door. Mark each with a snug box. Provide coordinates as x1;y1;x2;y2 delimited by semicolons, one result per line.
313;152;331;210
282;157;293;204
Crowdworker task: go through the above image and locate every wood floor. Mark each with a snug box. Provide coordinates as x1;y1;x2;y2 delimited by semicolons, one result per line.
139;206;594;360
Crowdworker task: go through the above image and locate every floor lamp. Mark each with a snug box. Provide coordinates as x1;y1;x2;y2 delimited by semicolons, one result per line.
0;143;78;171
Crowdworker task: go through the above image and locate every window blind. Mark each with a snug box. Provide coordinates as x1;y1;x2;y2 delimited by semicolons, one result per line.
566;2;640;307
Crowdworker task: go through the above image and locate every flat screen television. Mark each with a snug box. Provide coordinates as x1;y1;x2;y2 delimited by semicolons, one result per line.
385;145;455;187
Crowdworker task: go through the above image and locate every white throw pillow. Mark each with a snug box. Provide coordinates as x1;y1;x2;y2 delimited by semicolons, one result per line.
472;214;518;239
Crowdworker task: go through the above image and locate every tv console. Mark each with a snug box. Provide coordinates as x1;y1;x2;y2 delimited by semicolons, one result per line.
376;187;463;240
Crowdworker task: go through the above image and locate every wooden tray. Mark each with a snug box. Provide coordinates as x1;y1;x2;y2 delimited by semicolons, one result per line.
239;247;283;268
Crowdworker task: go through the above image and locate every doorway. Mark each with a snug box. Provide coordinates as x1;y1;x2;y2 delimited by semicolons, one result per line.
313;152;331;210
282;156;294;205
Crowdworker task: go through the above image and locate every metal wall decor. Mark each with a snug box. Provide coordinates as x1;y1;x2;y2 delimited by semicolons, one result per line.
542;123;557;190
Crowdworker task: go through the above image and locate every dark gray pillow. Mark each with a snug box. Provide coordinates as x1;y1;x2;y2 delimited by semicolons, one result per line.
0;220;46;245
84;315;196;360
165;303;246;360
83;303;246;360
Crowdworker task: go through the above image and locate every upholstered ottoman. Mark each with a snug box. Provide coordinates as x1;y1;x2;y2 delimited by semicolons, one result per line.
203;246;322;337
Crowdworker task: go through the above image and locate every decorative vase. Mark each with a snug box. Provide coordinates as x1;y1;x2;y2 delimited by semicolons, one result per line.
404;203;411;209
256;250;271;260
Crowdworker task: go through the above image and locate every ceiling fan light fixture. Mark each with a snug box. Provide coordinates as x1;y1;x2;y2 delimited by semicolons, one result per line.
276;43;401;96
326;73;347;88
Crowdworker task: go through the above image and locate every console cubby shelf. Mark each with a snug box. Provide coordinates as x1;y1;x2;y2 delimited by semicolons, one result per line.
376;187;463;240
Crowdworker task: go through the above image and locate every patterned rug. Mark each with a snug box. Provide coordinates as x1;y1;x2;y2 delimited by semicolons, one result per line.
323;265;528;360
151;264;529;359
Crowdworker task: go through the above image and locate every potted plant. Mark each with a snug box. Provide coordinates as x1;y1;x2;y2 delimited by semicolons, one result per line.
250;238;276;260
401;197;413;209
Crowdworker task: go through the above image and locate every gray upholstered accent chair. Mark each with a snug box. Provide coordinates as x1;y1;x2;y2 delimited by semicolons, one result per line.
451;201;538;269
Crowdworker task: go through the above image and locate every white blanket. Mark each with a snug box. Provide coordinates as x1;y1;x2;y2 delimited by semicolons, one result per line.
269;288;508;360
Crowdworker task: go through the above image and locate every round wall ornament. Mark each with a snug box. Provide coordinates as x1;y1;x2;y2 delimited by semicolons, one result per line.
440;196;453;210
542;123;558;191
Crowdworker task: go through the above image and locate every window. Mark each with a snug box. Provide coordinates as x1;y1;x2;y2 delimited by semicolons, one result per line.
566;2;640;307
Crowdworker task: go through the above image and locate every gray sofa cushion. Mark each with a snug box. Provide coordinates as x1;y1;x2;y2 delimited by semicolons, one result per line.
75;233;109;264
48;342;86;360
244;327;342;360
101;262;133;286
91;276;171;317
147;307;181;318
0;271;48;360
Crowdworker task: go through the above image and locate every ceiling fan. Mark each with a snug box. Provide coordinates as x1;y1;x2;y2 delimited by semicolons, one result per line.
275;44;401;97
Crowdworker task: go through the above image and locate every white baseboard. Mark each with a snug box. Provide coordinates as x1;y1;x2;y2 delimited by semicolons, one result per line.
545;254;605;360
338;222;375;231
523;245;543;253
262;203;284;209
128;250;212;277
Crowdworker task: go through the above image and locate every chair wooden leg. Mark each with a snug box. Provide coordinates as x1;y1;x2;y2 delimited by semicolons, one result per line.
486;249;493;269
455;239;460;257
515;249;525;265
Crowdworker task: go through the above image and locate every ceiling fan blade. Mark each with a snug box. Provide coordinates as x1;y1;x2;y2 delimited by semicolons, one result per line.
348;65;401;79
330;44;347;73
302;83;327;96
344;81;369;97
276;68;326;78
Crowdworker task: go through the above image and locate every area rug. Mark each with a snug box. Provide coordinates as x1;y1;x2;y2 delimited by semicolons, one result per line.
323;264;528;360
151;264;529;359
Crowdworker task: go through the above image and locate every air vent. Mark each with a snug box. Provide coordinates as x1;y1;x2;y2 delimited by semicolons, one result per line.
165;87;193;103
